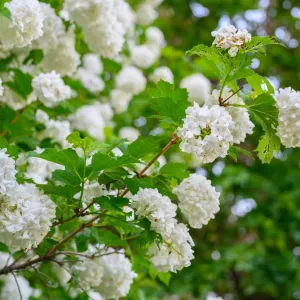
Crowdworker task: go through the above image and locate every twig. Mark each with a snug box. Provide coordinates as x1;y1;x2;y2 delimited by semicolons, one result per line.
12;272;23;300
120;133;178;197
0;108;25;137
221;87;243;105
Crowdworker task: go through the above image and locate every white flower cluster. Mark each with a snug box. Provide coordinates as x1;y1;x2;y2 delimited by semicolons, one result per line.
177;104;234;164
212;25;251;57
63;0;125;58
0;0;44;50
24;147;62;184
0;78;3;97
0;150;56;251
36;110;71;148
32;71;72;108
0;252;33;300
180;74;211;105
149;66;174;84
72;246;136;299
69;102;113;140
75;180;108;204
275;88;300;148
119;127;140;143
207;88;254;144
111;66;146;113
136;0;163;26
173;174;220;229
75;53;104;94
130;188;194;272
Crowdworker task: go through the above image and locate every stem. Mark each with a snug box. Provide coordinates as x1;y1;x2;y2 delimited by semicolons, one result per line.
120;133;178;197
0;108;25;137
222;87;243;105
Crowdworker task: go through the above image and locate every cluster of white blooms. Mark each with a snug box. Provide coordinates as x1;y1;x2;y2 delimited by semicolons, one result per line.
173;174;220;229
32;3;65;51
207;88;254;144
177;104;234;163
75;68;105;94
75;181;108;204
0;78;3;97
148;222;194;272
41;26;80;76
24;147;62;184
69;102;113;140
275;88;300;148
0;149;17;195
94;248;137;299
119;127;140;143
149;66;174;84
115;0;135;32
131;188;177;235
180;74;211;105
32;71;72;107
111;66;146;113
0;0;44;50
63;0;125;58
0;152;56;251
212;25;252;57
136;0;163;26
36;110;72;148
72;246;136;298
83;53;103;75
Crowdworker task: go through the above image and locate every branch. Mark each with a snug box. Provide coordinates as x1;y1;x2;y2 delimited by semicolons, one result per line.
120;133;178;197
0;108;25;137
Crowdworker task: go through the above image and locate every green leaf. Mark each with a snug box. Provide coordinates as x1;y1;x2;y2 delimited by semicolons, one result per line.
246;74;274;95
0;137;18;159
37;183;81;198
23;49;44;65
244;36;285;54
6;69;33;99
228;146;254;162
51;168;82;186
157;272;172;286
150;81;189;128
125;136;161;159
247;93;280;163
124;177;155;194
159;163;190;180
0;6;11;20
91;229;127;247
90;152;139;173
95;196;129;212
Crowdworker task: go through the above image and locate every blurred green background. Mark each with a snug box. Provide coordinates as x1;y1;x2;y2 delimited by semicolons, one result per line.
127;0;300;299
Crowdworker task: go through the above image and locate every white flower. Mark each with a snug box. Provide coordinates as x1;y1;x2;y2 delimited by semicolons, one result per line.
130;44;158;69
177;104;234;164
83;53;103;75
115;0;135;32
0;149;17;196
0;0;43;50
145;0;164;6
119;127;140;143
25;147;62;184
149;67;174;83
0;273;33;300
35;109;49;124
75;68;105;94
0;86;37;110
41;27;80;76
64;0;125;59
116;66;146;95
275;87;300;148
211;25;251;57
51;261;72;287
136;3;157;26
207;88;254;144
110;89;133;114
69;102;107;140
94;248;137;299
206;292;224;300
148;222;194;272
130;188;178;235
146;26;165;49
180;74;211;105
0;183;56;250
32;71;72;108
38;119;72;148
72;245;105;291
87;291;104;300
0;78;3;97
32;3;65;51
173;174;220;228
75;181;108;204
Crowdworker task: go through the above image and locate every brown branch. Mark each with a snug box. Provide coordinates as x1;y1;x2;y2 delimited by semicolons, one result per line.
120;133;178;197
0;108;25;137
221;87;243;105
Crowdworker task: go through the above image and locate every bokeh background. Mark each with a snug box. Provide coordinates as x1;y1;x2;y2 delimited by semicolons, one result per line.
126;0;300;299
